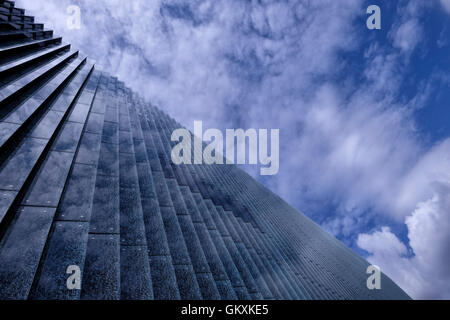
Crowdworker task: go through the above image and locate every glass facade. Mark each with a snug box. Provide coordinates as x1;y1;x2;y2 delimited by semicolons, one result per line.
0;0;410;300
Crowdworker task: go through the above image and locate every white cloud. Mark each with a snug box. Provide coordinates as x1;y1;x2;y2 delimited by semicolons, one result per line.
392;19;422;54
440;0;450;13
357;226;426;299
395;140;450;215
358;142;450;299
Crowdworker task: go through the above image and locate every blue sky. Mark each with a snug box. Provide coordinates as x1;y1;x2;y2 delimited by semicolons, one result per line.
17;0;450;299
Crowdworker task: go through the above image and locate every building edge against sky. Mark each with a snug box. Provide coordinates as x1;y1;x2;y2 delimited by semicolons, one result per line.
0;0;411;300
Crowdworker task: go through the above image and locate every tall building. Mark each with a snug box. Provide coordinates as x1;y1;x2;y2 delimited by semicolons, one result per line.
0;1;410;300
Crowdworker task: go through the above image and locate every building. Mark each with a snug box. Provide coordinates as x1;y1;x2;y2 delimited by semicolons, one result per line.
0;0;411;300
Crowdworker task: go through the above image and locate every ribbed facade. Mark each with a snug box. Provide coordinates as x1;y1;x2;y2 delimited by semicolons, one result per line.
0;1;410;300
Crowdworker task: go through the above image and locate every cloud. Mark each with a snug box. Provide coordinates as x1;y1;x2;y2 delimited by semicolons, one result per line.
358;174;450;299
16;0;363;130
395;139;450;214
388;0;433;58
391;18;422;54
440;0;450;13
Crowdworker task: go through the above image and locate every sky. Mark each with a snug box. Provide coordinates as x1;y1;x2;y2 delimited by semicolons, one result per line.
16;0;450;299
